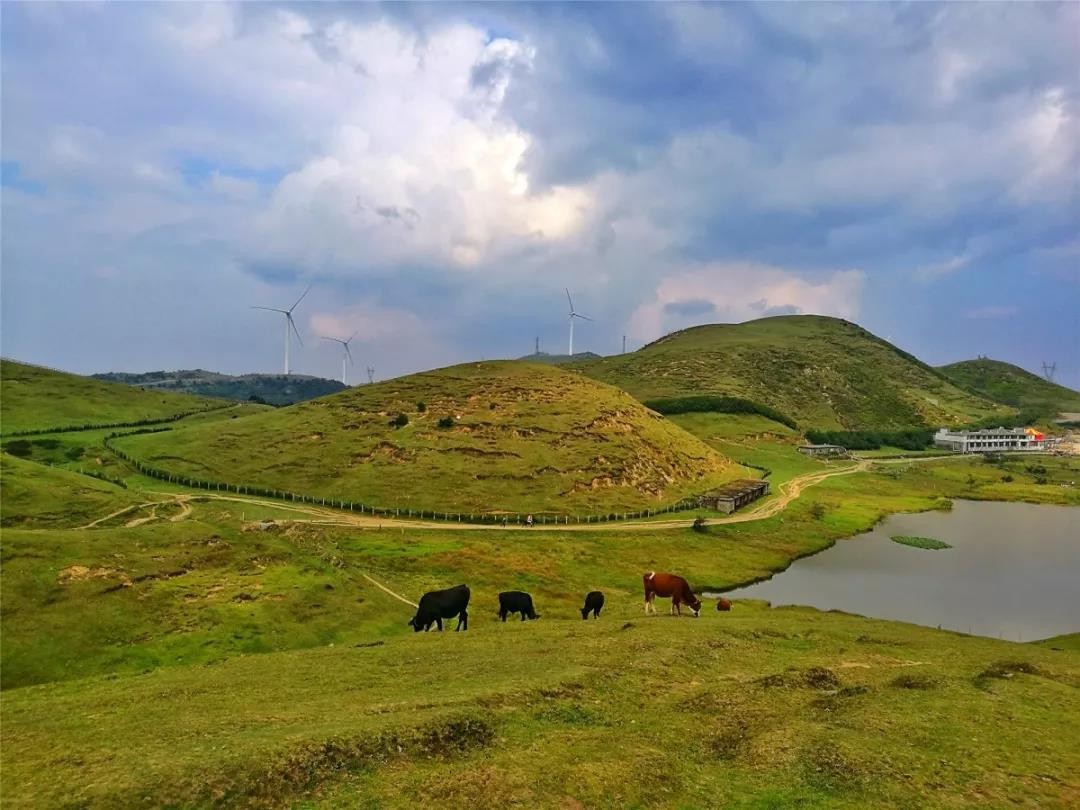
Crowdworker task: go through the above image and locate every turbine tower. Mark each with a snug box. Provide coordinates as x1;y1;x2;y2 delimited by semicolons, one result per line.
252;286;310;375
565;288;592;357
321;331;358;386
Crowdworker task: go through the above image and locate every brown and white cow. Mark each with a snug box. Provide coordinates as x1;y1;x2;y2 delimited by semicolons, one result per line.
643;571;702;617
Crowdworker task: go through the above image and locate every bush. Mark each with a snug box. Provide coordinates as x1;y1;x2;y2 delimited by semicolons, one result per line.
3;440;32;458
804;428;934;451
1000;474;1014;483
692;516;708;533
391;413;409;428
65;446;86;461
416;401;426;412
809;502;827;520
437;416;455;429
642;396;797;429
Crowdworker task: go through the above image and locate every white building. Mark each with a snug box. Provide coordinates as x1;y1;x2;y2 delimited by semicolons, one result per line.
933;427;1045;453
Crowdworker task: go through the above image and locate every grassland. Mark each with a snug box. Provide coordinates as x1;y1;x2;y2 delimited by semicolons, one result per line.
576;315;1013;430
109;361;740;516
938;358;1080;417
0;454;140;528
1;359;225;434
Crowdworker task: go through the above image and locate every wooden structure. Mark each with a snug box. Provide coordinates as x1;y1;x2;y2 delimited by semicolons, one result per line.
797;444;848;457
696;479;770;514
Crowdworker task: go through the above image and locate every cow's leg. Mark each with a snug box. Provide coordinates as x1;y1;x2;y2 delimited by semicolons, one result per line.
645;593;654;615
436;617;444;632
500;610;507;622
457;609;468;631
520;612;526;622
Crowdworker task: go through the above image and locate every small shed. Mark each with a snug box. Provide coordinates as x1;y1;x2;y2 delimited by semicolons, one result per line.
797;444;848;457
696;479;770;514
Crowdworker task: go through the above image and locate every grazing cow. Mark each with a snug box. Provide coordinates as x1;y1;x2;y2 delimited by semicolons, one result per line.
498;591;540;622
409;584;470;632
580;591;605;619
716;597;732;612
643;571;702;617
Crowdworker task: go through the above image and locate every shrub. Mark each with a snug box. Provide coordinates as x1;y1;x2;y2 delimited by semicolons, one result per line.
3;440;33;458
809;502;827;520
804;428;934;451
437;416;455;429
65;446;86;461
692;516;708;533
416;401;426;412
643;396;797;429
391;413;409;428
1000;474;1014;483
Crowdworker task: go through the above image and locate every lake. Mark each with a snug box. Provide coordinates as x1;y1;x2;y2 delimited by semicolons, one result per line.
717;500;1079;641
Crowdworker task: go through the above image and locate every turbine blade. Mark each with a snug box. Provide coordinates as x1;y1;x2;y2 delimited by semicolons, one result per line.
565;287;574;313
252;306;287;313
345;344;354;363
577;314;594;321
347;331;359;344
288;314;304;347
288;284;312;313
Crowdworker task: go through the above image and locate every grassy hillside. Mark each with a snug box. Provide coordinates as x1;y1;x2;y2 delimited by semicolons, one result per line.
938;358;1080;417
111;361;737;515
0;455;139;528
576;316;1012;430
1;359;224;434
92;369;347;406
2;428;1078;806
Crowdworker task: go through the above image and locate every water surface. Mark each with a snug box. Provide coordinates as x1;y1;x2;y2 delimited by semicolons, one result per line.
719;500;1078;641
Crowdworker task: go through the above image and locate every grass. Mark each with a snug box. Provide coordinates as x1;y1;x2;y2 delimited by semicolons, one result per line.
575;315;1013;430
1;358;224;434
890;535;953;550
938;358;1080;417
0;454;140;528
109;361;741;516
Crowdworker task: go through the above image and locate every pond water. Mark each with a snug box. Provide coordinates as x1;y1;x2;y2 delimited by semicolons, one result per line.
716;500;1079;641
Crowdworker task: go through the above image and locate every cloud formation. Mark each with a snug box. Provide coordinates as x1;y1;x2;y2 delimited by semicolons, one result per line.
1;3;1077;385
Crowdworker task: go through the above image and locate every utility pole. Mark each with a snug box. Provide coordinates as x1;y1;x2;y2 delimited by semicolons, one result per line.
1042;362;1057;382
622;335;626;354
366;367;375;384
535;336;539;355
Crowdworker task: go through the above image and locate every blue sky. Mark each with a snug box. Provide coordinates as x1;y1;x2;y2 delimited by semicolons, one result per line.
2;2;1078;387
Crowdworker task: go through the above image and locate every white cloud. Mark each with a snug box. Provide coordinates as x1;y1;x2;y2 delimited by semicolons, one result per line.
626;263;865;343
914;253;973;283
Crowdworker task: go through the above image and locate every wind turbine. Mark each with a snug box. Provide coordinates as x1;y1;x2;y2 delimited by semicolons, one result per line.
321;332;358;386
565;288;592;357
252;286;310;375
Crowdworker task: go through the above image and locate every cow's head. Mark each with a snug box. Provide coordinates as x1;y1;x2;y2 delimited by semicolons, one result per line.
580;607;590;620
689;597;702;617
408;614;424;632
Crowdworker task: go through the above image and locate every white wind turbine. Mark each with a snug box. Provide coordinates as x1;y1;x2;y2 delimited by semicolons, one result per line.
565;288;592;357
251;286;310;375
321;331;358;386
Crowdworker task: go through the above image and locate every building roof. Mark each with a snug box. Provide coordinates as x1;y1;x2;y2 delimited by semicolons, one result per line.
700;479;769;499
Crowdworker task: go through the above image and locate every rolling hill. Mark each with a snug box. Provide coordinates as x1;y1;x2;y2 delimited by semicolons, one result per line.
0;359;225;435
111;361;737;515
937;359;1080;418
575;316;1012;430
92;369;346;406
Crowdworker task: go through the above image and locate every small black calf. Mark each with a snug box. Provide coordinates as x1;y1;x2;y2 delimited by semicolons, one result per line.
580;590;604;619
498;591;540;622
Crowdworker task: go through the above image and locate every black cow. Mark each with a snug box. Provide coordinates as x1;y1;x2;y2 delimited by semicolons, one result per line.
498;591;540;622
580;591;604;619
409;584;470;632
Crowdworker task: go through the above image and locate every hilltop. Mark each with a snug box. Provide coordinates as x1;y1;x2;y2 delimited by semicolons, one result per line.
516;351;602;365
0;359;224;435
111;361;736;515
938;358;1080;419
576;316;1012;430
92;369;346;406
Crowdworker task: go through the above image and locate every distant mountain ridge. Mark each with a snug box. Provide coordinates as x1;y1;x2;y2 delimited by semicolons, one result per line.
92;369;346;406
574;315;1013;430
937;359;1080;418
517;351;603;365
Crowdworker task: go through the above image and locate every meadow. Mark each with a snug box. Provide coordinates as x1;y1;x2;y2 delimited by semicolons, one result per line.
2;357;1078;807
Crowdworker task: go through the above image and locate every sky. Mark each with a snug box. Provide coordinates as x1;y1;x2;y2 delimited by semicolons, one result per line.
2;2;1078;388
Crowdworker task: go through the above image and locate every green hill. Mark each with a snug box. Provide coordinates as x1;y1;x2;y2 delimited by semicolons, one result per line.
0;454;139;528
111;361;736;515
1;359;224;435
576;316;1012;430
91;369;346;406
937;359;1080;418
